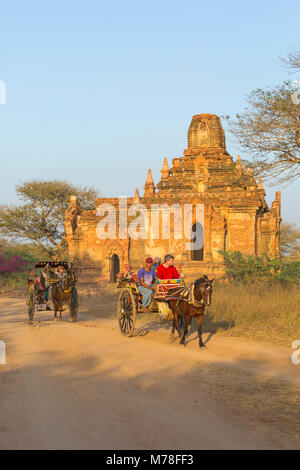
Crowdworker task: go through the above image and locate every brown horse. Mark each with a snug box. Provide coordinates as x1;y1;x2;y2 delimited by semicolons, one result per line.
168;276;214;347
51;272;78;322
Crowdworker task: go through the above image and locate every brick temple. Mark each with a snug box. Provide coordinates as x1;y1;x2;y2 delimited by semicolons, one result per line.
65;113;281;283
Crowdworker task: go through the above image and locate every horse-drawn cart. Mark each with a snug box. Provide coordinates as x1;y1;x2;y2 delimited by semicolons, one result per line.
117;275;185;337
27;261;78;322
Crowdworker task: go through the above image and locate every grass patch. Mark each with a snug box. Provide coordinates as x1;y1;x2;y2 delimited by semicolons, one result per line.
204;282;300;345
0;272;29;293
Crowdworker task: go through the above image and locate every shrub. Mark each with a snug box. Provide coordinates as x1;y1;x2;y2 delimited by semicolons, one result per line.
0;247;37;290
219;250;300;284
0;254;28;274
204;282;300;345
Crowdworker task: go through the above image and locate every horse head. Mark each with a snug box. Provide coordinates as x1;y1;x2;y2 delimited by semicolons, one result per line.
194;276;214;306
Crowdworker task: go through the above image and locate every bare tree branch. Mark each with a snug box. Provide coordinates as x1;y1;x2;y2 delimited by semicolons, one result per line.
280;47;300;73
229;81;300;184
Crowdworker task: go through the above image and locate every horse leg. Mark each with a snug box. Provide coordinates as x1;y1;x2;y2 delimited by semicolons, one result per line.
180;316;190;345
173;304;183;336
52;291;57;320
197;315;205;348
170;301;175;334
169;301;180;336
57;302;62;320
175;301;185;336
171;315;179;336
68;299;72;322
171;317;181;336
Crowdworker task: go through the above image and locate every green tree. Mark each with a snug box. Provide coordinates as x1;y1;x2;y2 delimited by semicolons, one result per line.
0;180;98;259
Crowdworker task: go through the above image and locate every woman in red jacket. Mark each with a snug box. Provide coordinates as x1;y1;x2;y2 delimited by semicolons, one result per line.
156;254;180;280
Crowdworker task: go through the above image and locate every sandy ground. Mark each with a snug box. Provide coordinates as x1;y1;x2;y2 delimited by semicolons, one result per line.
0;296;299;450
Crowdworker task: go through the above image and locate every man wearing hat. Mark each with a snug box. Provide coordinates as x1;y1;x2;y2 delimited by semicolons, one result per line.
55;264;67;289
138;257;156;313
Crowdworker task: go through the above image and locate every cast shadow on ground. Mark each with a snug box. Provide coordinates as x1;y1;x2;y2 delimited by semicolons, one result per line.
133;314;234;345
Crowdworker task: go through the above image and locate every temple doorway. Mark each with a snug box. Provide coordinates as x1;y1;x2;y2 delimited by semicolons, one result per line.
110;254;120;282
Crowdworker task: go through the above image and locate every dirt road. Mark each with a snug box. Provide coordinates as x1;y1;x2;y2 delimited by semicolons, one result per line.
0;296;299;450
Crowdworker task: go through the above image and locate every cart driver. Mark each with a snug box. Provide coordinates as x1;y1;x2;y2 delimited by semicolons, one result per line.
40;265;55;310
55;265;67;289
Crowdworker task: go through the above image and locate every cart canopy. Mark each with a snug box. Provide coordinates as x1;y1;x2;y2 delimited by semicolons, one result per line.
34;261;72;269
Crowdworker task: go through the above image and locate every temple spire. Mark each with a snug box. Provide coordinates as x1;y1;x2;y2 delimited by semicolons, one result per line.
257;177;264;191
146;169;154;184
134;187;140;202
144;169;155;197
160;158;169;179
235;154;242;174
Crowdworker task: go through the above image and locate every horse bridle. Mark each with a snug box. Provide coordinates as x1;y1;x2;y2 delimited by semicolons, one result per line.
169;281;206;313
195;281;212;307
62;272;76;294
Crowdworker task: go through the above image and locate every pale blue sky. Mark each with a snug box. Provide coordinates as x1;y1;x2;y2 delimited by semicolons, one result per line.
0;0;299;225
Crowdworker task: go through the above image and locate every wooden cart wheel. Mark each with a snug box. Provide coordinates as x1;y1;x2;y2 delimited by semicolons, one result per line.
117;288;137;337
27;285;35;321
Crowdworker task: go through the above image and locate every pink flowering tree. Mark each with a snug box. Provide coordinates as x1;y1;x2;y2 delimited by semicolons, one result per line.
0;254;28;275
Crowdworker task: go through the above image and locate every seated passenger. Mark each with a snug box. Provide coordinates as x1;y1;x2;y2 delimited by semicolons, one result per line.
55;265;67;289
156;254;180;280
138;257;156;313
151;257;161;273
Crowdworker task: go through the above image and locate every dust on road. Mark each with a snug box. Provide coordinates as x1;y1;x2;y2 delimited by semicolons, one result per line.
0;296;299;450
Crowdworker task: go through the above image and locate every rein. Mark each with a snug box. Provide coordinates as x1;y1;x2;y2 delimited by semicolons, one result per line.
188;283;205;307
165;282;204;308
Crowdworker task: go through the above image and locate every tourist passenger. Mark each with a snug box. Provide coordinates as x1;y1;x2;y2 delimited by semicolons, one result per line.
138;257;156;313
151;257;161;273
56;265;67;289
156;254;180;280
